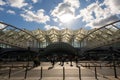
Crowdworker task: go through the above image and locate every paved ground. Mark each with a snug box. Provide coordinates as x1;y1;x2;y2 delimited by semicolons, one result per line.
0;62;120;80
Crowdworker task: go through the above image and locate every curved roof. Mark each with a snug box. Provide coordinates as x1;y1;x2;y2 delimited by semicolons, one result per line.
0;20;120;49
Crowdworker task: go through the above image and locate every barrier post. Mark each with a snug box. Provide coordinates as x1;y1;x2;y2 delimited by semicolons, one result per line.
24;65;28;79
78;66;81;80
94;66;98;79
63;67;65;80
39;67;43;80
8;66;12;79
113;60;117;78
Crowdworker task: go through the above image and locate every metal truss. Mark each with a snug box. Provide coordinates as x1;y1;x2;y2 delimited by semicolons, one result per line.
81;20;120;49
0;22;40;48
0;20;120;49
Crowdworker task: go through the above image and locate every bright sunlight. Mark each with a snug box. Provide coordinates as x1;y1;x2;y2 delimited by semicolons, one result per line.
59;13;74;23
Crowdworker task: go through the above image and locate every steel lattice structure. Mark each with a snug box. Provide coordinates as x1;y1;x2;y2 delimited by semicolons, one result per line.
0;20;120;49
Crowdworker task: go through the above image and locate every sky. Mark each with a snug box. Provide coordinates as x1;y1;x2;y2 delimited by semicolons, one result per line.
0;0;120;30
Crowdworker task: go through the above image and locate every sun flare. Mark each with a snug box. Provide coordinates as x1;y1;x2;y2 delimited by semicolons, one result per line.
59;13;74;23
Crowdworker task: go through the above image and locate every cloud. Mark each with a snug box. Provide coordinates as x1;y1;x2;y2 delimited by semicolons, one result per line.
85;0;90;2
51;0;80;23
103;0;120;14
32;0;38;3
20;9;50;24
64;0;80;8
0;0;6;5
79;2;107;22
7;10;16;14
0;23;6;29
8;0;28;8
86;15;120;28
79;1;120;28
0;7;4;11
45;25;60;30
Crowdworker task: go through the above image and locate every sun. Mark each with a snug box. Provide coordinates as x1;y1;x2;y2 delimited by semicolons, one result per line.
59;13;74;23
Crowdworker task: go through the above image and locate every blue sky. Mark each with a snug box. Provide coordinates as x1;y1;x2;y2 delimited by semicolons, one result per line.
0;0;120;30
